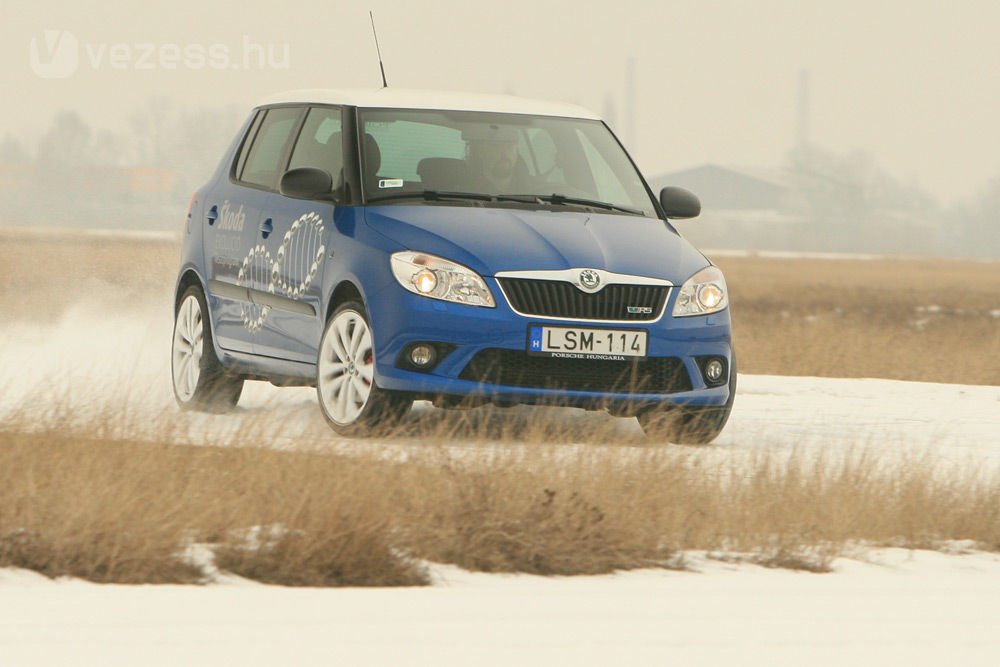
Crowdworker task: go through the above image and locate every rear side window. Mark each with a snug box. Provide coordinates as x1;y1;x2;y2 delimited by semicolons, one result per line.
234;111;264;181
288;107;344;185
239;107;302;189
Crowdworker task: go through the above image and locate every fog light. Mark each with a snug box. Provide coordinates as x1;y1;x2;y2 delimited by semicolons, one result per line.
409;344;436;367
705;358;725;384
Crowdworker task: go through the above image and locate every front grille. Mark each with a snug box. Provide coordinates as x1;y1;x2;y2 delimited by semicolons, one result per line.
497;278;668;321
459;349;692;395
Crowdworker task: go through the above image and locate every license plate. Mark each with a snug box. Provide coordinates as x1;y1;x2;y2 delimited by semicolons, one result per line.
527;325;647;360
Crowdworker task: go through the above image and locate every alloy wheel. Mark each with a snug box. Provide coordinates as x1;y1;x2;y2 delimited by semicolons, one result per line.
172;294;204;402
318;309;375;425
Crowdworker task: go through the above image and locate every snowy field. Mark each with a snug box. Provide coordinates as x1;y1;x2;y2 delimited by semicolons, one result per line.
2;295;998;460
2;293;1000;665
3;550;1000;666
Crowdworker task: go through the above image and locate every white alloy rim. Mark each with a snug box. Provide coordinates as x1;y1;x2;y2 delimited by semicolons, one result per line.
318;310;374;425
172;295;204;402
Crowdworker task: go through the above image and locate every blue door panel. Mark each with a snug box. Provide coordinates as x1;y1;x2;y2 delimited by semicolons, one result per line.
252;195;334;363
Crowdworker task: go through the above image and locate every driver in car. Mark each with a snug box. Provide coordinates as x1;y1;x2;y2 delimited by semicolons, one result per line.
465;126;532;193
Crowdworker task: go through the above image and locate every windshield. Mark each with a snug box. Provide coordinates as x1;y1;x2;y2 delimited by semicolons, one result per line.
358;108;658;217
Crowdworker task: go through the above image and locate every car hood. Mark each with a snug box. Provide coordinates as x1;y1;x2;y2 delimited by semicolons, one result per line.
364;205;709;283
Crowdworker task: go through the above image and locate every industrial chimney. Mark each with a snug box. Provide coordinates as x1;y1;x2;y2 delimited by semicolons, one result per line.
796;69;811;150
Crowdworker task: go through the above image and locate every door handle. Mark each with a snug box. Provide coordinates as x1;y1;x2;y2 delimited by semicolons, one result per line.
260;218;273;239
207;205;218;226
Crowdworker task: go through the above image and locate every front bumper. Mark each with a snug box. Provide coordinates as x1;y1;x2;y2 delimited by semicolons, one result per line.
366;277;733;408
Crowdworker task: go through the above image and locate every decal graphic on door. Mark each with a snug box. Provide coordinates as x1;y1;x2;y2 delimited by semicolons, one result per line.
236;211;326;332
272;212;326;299
238;245;273;332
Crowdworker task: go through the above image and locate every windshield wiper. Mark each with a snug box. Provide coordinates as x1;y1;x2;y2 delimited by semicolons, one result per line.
529;194;644;216
367;190;495;204
367;190;644;215
492;194;543;204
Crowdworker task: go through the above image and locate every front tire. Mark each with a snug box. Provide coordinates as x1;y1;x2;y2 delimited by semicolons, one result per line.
171;285;244;412
316;302;411;436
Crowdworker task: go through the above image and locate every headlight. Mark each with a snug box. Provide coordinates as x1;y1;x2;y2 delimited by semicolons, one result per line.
672;266;729;317
390;251;495;307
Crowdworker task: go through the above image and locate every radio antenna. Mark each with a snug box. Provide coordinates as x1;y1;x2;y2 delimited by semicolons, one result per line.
369;11;388;88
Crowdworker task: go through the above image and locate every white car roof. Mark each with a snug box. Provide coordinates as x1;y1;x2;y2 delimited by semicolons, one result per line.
257;88;601;120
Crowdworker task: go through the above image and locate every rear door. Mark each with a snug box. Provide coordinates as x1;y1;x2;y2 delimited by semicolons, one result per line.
204;105;304;353
253;106;344;363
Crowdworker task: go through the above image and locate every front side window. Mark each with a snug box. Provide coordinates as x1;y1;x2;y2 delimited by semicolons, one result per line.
288;107;344;186
238;106;302;189
358;109;657;217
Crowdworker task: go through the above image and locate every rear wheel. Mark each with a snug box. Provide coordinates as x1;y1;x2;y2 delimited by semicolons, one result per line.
638;357;737;445
316;302;411;436
171;285;244;412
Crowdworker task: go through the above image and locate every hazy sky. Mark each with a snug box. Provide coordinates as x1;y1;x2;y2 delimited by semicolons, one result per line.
3;0;998;203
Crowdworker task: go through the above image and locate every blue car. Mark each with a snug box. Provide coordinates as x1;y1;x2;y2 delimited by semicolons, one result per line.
172;89;735;443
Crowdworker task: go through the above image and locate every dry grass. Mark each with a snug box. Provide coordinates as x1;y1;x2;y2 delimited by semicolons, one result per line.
0;429;427;586
717;254;1000;385
0;230;177;320
2;411;999;584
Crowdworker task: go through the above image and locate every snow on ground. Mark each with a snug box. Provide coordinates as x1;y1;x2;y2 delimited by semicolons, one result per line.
2;549;1000;666
727;374;1000;464
2;293;999;463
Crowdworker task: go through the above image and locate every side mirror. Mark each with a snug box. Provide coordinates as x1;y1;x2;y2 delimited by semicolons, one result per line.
280;167;334;201
659;187;701;219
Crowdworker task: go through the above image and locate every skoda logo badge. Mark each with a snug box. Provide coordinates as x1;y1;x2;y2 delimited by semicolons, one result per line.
579;269;601;291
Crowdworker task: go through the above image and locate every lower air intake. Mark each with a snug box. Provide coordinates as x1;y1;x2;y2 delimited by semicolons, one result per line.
458;349;692;394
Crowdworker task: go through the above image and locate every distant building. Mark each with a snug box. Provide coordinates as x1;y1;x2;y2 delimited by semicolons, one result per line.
649;164;804;250
649;162;946;255
651;164;790;211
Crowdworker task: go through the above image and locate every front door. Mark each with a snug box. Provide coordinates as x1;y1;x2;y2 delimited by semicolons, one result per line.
254;106;343;363
251;197;332;362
